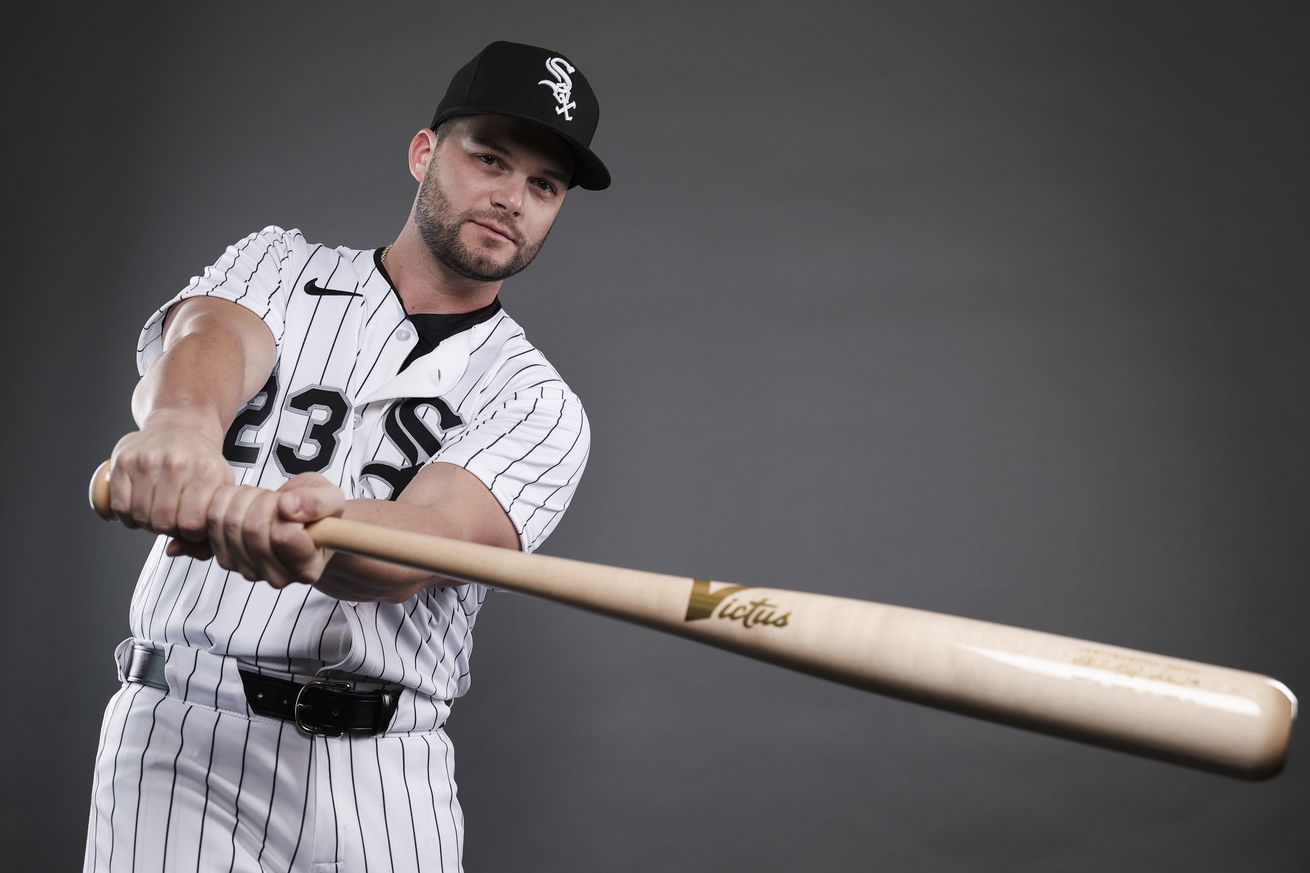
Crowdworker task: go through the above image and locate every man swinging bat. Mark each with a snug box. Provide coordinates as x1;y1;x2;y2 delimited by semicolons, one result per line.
85;40;608;873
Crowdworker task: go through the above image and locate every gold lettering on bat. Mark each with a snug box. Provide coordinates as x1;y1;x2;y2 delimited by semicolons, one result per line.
684;580;792;628
1071;646;1202;687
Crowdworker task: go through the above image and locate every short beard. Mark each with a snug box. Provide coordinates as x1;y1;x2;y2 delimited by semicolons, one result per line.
414;168;546;282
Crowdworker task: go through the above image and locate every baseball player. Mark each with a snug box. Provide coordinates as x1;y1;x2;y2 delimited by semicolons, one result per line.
84;40;608;872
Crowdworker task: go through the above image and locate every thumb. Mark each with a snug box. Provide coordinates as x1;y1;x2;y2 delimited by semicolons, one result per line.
278;482;343;522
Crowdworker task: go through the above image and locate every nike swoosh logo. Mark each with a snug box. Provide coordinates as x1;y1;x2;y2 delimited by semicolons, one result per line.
305;279;363;298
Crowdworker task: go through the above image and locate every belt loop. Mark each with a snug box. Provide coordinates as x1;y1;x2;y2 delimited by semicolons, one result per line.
124;642;168;692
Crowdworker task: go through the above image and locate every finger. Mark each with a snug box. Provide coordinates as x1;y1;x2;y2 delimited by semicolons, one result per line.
278;477;345;523
219;488;264;581
128;474;157;530
147;456;187;535
270;518;327;585
166;538;214;561
206;486;242;576
107;463;137;529
175;477;218;543
240;492;288;588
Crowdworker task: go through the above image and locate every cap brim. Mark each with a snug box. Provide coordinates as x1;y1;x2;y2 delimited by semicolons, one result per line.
432;108;611;191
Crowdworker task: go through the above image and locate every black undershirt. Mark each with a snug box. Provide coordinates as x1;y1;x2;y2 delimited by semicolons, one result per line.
399;299;503;372
374;247;504;372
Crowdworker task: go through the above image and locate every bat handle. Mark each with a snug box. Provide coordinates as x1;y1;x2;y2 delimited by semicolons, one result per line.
89;460;114;520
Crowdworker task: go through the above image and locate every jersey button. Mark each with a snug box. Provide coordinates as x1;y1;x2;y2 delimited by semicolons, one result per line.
351;413;363;428
397;328;412;342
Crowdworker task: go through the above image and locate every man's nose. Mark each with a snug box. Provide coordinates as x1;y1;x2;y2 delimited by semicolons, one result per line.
491;179;524;216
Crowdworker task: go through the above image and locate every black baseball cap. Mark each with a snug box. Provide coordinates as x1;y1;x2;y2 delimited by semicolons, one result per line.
432;41;610;191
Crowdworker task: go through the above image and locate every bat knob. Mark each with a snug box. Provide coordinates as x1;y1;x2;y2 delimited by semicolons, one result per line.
89;460;114;520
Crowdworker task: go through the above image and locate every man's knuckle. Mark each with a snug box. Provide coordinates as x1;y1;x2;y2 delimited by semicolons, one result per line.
178;518;206;540
271;526;298;547
177;505;204;529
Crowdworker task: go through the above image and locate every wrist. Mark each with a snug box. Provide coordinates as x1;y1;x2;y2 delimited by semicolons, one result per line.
140;407;227;445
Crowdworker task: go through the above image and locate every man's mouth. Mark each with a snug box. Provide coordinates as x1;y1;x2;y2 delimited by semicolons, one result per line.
470;220;517;244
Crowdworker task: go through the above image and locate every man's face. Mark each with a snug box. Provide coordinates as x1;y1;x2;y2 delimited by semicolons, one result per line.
415;114;574;283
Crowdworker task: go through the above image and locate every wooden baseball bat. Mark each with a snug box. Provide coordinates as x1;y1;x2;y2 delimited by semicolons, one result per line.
89;462;1295;778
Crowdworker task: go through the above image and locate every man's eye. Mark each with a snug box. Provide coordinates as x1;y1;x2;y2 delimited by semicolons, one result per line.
535;179;557;194
476;154;498;166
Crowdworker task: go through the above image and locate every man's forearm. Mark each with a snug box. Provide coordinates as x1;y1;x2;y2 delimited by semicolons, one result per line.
108;298;279;537
132;301;277;439
315;495;515;602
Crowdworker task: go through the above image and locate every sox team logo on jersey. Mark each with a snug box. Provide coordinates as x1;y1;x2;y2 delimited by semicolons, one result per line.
539;57;577;120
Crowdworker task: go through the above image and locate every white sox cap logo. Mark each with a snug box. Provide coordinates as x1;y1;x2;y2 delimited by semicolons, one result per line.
538;57;577;121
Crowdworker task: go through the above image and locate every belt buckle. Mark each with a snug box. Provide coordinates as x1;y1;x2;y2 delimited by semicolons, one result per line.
294;678;353;737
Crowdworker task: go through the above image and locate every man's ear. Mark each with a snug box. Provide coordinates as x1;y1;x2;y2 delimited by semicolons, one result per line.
408;128;439;183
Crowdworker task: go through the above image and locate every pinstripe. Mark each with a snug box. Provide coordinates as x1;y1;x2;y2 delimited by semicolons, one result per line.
232;239;276;306
374;739;398;872
94;683;144;871
489;396;567;491
393;596;424;692
130;694;168;870
421;736;447;873
516;414;586;528
177;559;222;649
141;552;186;640
373;601;390;679
281;589;318;662
409;597;447;732
312;599;343;662
160;704;195;866
347;738;370;873
473;363;552;416
436;730;463;861
210;232;263;301
352;316;409;397
427;593;463;699
193;710;222;872
325;737;341;866
284;747;315;872
224;718;252;873
526;444;592;551
254;721;288;868
431;621;459;702
400;739;423;870
459;397;540;468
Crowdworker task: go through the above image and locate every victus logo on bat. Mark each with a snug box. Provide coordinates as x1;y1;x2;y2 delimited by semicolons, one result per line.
684;580;792;629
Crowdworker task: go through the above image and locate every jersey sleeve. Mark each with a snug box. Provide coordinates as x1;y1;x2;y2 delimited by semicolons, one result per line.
136;226;295;375
433;385;591;553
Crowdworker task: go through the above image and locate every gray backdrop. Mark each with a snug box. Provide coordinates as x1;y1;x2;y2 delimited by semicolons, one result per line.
4;1;1307;870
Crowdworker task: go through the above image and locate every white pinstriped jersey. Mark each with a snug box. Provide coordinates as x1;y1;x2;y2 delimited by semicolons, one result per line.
128;226;590;716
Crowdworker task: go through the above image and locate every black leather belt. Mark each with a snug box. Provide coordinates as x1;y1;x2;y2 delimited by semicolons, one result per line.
124;643;400;737
239;670;400;737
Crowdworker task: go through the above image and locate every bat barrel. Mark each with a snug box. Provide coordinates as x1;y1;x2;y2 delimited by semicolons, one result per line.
705;598;1298;779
